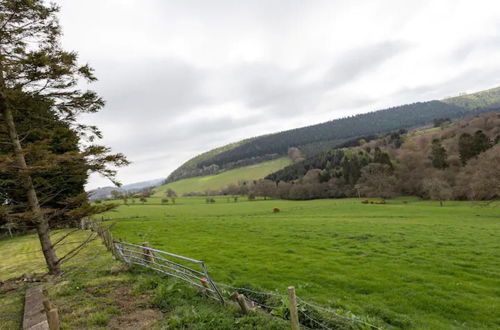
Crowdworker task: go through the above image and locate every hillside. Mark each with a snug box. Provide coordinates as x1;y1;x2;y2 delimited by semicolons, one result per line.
263;112;500;200
154;157;291;196
167;86;500;184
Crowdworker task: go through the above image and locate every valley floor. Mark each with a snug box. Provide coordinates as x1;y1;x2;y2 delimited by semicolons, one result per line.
103;196;500;329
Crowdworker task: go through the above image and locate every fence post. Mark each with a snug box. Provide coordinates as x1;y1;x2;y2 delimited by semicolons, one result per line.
231;292;250;314
288;286;299;330
141;242;156;263
43;300;60;330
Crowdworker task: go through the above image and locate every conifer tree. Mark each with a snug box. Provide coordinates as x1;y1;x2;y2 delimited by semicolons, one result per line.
429;139;448;169
0;1;128;274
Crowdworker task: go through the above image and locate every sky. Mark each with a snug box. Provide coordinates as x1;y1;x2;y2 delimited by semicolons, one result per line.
54;0;500;189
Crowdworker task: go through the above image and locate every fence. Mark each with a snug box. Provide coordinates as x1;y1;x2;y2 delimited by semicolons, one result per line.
88;219;383;330
114;241;224;303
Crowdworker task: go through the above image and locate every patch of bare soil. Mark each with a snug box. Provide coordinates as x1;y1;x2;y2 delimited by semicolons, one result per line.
108;285;163;329
108;308;163;330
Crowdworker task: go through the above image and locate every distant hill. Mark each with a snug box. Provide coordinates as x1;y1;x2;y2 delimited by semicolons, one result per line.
88;178;165;201
154;157;290;196
166;86;500;184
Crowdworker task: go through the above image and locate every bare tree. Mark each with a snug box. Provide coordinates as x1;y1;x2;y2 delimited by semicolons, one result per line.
422;177;453;206
357;164;397;200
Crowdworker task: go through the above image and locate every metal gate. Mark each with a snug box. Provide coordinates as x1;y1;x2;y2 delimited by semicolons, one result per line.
114;241;224;303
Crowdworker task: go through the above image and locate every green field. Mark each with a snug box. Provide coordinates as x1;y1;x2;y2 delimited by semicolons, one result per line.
103;197;500;329
154;157;291;196
0;230;286;329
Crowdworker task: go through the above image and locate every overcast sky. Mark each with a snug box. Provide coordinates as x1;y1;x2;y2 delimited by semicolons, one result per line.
54;0;500;189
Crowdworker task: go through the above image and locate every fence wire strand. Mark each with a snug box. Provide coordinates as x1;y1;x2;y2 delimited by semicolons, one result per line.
297;297;383;330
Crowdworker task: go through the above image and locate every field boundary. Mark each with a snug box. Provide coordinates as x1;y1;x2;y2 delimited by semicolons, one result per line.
86;218;383;329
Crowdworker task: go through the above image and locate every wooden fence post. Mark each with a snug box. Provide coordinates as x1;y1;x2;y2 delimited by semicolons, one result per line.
43;300;60;330
230;292;250;314
288;286;299;330
141;242;156;263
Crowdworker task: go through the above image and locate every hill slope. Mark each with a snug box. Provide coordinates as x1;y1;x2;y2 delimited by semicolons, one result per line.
264;112;500;200
154;157;291;196
167;86;500;184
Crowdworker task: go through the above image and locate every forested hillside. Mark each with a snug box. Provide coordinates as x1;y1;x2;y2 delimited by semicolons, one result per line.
260;112;500;201
167;86;500;183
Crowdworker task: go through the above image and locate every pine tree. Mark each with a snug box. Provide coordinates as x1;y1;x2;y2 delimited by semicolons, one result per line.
458;133;475;165
429;139;448;169
472;130;491;155
0;1;128;274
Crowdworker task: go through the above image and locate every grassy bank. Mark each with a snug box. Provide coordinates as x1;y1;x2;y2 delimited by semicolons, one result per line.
0;230;288;329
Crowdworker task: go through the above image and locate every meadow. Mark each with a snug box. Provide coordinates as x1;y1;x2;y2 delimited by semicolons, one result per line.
0;230;286;329
153;157;291;196
103;197;500;329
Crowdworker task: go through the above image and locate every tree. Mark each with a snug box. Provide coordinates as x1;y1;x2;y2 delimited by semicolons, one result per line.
373;147;393;169
166;188;177;204
288;147;304;163
110;190;123;200
252;179;277;200
472;130;491;155
454;145;500;200
459;131;492;165
357;164;397;200
140;187;153;198
422;177;453;206
458;133;475;165
429;139;448;169
0;1;128;274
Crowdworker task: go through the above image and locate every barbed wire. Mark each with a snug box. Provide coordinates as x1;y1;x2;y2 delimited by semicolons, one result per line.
296;296;383;330
298;309;332;329
217;283;285;297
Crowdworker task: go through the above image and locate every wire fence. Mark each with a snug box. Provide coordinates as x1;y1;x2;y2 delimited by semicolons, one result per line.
87;219;384;330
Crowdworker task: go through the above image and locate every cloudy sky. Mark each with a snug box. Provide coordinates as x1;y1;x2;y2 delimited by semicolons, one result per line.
54;0;500;189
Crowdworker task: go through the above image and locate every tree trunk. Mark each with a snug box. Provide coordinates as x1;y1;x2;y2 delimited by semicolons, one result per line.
1;103;61;275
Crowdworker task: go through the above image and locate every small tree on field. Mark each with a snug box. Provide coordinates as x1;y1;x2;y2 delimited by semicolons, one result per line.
140;198;147;205
166;188;177;204
422;177;453;207
161;198;169;204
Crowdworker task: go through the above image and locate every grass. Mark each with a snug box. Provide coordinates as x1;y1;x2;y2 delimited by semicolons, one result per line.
0;230;288;329
154;157;291;196
100;197;500;329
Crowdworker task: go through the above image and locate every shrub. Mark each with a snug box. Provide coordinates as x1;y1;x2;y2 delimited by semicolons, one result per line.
273;207;280;213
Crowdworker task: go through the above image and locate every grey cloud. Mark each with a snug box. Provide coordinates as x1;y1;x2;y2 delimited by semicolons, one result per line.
390;67;500;105
225;41;408;118
324;41;410;87
453;35;500;61
93;59;209;123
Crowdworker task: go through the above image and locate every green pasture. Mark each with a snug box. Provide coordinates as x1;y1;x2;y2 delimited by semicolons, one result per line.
0;230;286;329
103;197;500;329
153;157;291;196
